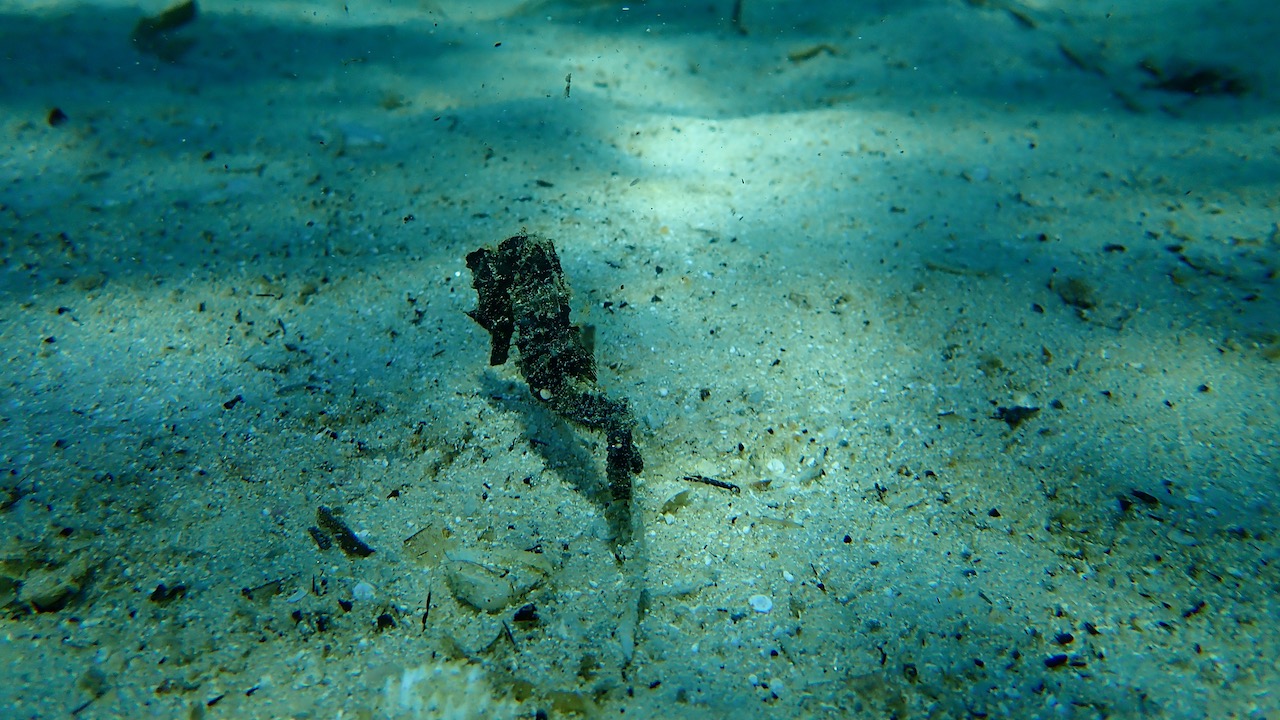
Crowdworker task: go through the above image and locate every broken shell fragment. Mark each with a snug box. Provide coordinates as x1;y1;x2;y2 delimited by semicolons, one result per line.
442;548;549;613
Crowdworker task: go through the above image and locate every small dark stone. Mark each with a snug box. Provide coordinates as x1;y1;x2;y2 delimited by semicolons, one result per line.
513;603;539;623
991;405;1040;430
316;506;374;558
47;107;69;126
1130;490;1159;506
376;613;396;631
988;508;1001;518
149;583;187;604
1054;632;1074;645
1044;653;1069;668
1054;277;1096;309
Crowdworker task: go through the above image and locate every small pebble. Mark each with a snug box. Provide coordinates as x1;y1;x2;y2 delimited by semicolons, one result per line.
336;122;387;149
748;594;773;613
352;581;376;602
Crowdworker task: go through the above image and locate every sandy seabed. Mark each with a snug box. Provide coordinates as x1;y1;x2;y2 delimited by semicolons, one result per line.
1;0;1277;718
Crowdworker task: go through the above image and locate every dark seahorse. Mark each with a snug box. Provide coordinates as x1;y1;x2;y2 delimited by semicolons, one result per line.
465;232;643;544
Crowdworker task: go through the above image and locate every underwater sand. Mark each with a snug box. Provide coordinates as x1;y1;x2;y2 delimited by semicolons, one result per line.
1;0;1277;717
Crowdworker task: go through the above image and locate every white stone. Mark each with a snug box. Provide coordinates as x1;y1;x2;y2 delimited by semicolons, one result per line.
352;581;376;602
748;594;773;613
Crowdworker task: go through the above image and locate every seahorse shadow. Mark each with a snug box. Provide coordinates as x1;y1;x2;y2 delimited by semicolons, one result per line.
477;373;628;545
